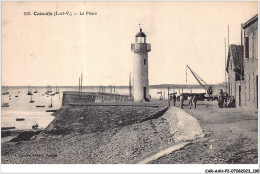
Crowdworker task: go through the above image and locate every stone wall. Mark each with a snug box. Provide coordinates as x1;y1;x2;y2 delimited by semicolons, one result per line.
62;91;133;106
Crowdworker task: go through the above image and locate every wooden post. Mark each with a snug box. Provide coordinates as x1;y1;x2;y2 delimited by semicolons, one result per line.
81;73;83;93
163;89;165;101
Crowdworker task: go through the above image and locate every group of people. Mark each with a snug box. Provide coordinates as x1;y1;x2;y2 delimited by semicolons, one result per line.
169;89;236;109
218;90;236;108
170;93;198;109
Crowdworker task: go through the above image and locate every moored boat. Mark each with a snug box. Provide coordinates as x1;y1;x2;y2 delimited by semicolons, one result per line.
30;95;35;103
16;118;25;121
32;122;39;129
36;105;45;107
1;103;9;107
48;98;53;108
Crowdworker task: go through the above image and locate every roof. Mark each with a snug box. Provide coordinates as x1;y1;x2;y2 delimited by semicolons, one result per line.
242;14;258;29
135;28;146;37
226;45;243;73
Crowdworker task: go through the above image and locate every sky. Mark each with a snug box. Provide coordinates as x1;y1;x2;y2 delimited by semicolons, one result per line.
1;1;258;86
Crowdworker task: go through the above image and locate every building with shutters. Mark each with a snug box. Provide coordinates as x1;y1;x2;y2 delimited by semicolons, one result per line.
241;14;258;110
227;14;258;110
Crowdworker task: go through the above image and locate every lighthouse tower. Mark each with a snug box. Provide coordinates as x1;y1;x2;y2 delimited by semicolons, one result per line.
131;27;151;102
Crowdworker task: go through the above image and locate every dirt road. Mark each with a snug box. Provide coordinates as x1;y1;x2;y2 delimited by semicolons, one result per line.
151;101;258;164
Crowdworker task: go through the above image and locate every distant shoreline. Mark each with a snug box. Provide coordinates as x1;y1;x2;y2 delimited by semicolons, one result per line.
1;83;226;89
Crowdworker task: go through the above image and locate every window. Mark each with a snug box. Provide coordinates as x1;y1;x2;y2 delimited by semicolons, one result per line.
137;37;145;43
245;37;249;58
144;59;146;65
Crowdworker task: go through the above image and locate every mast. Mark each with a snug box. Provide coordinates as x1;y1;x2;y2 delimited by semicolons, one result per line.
79;78;80;94
226;25;229;93
81;73;83;93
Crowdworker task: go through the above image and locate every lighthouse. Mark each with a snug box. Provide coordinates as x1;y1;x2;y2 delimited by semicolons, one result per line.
131;27;151;102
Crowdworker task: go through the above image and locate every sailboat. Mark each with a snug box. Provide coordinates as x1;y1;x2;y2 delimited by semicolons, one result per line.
48;98;53;108
45;85;52;95
32;122;39;129
1;86;9;95
30;95;35;103
27;85;32;95
33;86;38;93
55;86;59;94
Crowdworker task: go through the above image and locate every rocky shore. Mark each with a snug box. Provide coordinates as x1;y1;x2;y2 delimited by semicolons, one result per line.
1;104;203;164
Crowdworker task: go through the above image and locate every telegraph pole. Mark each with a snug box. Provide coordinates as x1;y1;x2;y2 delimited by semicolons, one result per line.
225;37;227;93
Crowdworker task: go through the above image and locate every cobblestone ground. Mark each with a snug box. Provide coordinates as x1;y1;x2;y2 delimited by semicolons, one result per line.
150;101;258;164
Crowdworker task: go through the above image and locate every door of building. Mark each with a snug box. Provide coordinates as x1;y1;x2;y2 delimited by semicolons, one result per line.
143;87;146;99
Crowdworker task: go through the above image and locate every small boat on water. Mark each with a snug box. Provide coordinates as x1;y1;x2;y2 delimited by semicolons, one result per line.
48;98;53;108
30;95;35;103
46;109;57;112
55;86;59;94
45;85;52;95
1;103;9;107
32;122;39;129
36;105;45;107
1;86;9;95
1;91;9;95
33;87;38;93
27;85;33;95
1;127;15;130
16;118;25;121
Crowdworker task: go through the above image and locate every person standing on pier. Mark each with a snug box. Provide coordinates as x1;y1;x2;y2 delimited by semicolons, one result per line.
187;94;193;109
192;94;198;109
218;90;224;108
180;94;184;109
172;93;177;106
